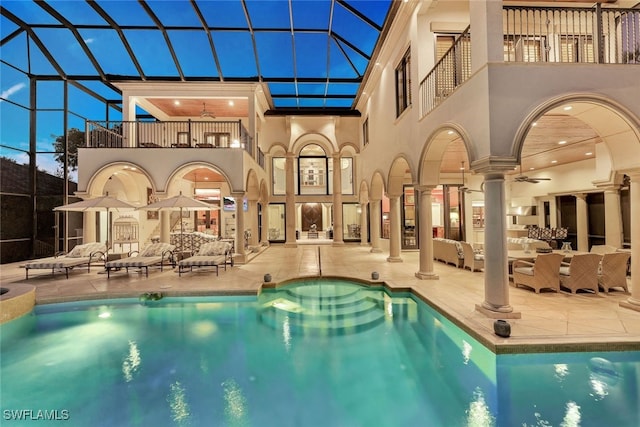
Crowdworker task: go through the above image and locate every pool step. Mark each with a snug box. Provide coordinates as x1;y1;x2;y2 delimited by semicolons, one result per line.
258;284;386;335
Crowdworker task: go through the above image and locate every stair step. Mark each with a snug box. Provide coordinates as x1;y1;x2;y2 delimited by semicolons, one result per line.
258;281;388;335
259;306;386;336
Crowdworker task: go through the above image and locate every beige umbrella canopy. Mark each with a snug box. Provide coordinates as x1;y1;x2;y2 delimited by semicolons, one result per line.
137;192;218;252
54;194;136;257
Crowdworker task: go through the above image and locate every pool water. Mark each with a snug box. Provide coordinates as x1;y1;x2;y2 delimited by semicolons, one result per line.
1;280;638;426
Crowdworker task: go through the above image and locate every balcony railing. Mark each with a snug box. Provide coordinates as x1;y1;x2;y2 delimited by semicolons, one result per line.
504;5;640;64
419;5;639;117
85;120;254;158
419;26;471;116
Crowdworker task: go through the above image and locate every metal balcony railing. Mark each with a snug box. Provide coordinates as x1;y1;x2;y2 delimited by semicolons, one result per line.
419;5;639;117
419;26;471;116
85;120;254;158
504;5;640;64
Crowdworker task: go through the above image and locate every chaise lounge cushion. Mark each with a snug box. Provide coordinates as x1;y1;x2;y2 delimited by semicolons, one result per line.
197;241;231;256
139;242;175;257
66;242;106;258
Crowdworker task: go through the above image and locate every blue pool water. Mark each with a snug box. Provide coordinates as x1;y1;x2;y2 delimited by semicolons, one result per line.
1;280;638;426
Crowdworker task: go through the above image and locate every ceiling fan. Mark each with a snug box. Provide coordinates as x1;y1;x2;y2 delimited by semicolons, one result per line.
514;164;551;184
459;161;484;193
199;102;215;118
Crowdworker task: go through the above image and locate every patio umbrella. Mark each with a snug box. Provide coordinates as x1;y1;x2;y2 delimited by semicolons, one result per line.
54;194;136;258
137;192;218;253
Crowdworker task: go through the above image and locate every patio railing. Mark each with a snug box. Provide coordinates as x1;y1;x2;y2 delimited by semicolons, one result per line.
419;5;639;117
85;120;254;158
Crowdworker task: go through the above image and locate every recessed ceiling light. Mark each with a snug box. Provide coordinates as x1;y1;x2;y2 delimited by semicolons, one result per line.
228;100;234;106
174;100;180;105
447;130;454;135
585;152;593;156
563;105;572;111
531;122;537;127
529;167;535;170
558;140;567;145
551;160;558;164
204;177;209;180
459;166;465;170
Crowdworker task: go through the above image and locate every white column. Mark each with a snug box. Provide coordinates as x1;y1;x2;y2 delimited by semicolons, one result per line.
248;199;259;247
478;172;516;315
604;187;623;248
284;153;297;247
83;211;96;243
469;0;504;72
235;195;246;263
332;153;344;245
360;203;369;246
416;186;438;279
387;195;402;262
160;210;170;243
575;193;589;252
621;171;640;312
370;199;382;253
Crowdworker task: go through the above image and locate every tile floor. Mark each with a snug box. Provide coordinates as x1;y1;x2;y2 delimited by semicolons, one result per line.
1;244;638;353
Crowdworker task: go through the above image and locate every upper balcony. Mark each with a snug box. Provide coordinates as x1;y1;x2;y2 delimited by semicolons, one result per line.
419;4;639;117
85;119;265;169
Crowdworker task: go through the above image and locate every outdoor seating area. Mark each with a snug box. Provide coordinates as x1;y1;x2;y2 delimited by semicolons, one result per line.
433;238;464;268
508;249;631;295
105;242;175;278
178;241;233;276
23;243;106;279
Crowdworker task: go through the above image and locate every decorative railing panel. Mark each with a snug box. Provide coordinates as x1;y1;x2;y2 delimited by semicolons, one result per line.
85;120;254;157
419;5;639;118
419;27;471;116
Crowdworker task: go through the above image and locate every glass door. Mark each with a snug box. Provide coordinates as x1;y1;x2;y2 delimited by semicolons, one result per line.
267;204;286;242
402;185;417;249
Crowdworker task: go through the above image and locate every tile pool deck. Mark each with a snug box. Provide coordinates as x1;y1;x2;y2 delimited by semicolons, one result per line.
1;244;638;353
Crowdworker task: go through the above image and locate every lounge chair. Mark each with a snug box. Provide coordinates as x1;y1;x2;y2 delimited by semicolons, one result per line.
178;241;233;276
23;242;106;279
105;242;175;278
460;241;484;272
598;252;631;293
512;253;564;293
559;253;602;294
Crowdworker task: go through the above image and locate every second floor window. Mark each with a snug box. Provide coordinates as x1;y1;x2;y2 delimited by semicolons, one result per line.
395;48;411;117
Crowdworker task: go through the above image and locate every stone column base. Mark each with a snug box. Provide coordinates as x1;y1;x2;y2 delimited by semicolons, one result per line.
283;243;298;248
475;303;522;319
370;248;383;253
415;271;439;280
386;256;403;263
332;241;345;247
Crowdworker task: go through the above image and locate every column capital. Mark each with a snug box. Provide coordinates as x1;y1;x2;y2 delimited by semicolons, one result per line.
575;193;587;201
285;152;296;159
471;157;518;174
415;185;437;193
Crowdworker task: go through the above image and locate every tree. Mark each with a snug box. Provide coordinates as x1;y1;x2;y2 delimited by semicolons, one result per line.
53;128;85;174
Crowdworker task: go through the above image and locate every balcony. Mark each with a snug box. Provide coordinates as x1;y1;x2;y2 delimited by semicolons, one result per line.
419;4;639;117
87;119;253;151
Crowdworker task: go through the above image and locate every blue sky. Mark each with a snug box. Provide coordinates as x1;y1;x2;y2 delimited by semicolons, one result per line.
1;0;392;179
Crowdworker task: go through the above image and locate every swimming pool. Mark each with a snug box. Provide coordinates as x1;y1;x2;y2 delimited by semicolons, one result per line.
1;279;638;426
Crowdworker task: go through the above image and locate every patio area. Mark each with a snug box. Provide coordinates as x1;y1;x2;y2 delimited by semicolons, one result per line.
1;244;638;354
